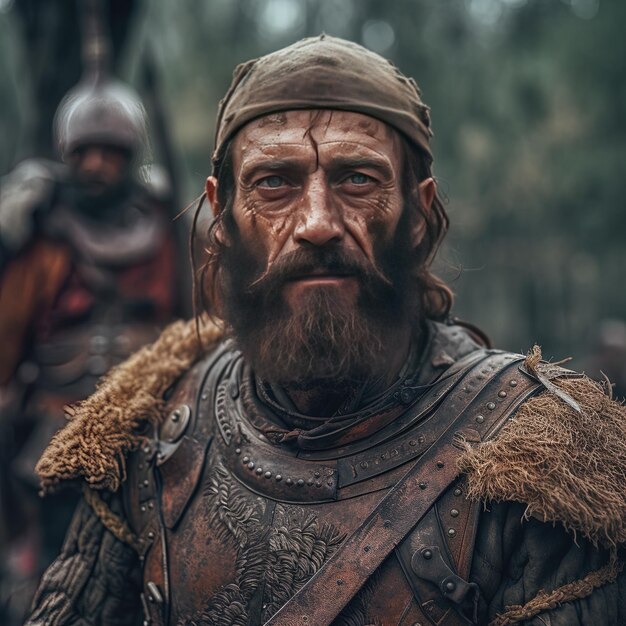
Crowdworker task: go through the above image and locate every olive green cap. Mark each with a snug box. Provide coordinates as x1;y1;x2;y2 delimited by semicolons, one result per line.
212;34;433;174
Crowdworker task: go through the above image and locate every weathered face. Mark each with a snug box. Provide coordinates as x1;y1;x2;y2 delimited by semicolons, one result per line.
208;110;433;387
228;110;405;311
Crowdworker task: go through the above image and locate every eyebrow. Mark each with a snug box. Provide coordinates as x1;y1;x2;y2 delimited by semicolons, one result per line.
239;155;393;182
239;158;309;183
324;156;392;173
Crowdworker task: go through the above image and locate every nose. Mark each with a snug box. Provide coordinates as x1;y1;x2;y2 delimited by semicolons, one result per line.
293;177;344;247
80;147;106;173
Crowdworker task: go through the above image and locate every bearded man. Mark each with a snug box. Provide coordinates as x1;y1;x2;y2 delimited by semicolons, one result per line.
26;36;626;626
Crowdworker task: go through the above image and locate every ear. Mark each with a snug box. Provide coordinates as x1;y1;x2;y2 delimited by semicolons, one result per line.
411;177;436;247
205;176;220;218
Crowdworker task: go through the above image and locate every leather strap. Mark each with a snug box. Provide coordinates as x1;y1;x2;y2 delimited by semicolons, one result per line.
264;356;540;626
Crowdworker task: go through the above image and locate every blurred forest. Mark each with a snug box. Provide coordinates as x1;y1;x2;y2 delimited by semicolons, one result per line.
0;0;624;369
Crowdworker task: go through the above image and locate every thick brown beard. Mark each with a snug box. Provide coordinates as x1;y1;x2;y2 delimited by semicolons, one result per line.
217;209;419;387
244;286;388;387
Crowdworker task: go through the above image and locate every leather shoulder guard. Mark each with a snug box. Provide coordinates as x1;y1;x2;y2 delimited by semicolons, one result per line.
459;357;626;548
124;339;235;538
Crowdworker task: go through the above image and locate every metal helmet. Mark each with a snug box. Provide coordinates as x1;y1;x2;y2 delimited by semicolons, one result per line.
53;79;148;161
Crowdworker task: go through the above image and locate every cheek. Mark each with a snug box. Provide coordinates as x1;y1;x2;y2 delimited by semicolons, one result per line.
341;190;403;251
234;190;296;264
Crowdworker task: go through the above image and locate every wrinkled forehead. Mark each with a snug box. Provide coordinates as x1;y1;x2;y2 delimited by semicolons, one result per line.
230;109;402;171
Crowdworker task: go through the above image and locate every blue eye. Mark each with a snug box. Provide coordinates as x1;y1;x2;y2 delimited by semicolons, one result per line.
259;175;285;188
348;173;371;184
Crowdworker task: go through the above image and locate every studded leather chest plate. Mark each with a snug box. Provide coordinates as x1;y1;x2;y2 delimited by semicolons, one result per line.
125;324;551;626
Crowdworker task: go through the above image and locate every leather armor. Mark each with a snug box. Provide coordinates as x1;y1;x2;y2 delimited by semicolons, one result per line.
124;322;546;626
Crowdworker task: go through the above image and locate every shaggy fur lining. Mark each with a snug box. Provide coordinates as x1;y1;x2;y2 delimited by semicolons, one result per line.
36;318;223;493
459;370;626;548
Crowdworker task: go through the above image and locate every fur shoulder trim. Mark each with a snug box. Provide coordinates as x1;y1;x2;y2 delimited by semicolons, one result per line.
459;372;626;548
36;318;224;494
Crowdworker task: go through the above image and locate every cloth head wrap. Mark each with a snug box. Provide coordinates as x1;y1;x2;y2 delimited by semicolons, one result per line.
212;34;433;175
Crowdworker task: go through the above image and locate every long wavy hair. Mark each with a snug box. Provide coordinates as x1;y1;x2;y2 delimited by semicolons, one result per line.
198;132;453;323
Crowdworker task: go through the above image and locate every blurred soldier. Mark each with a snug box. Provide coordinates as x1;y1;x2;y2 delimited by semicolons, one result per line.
0;78;184;623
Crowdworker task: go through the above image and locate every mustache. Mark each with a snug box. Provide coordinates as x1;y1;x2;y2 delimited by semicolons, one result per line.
246;247;393;295
76;175;109;189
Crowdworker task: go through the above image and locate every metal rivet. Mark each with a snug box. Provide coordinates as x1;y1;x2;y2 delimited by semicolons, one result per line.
276;474;282;481
143;445;151;455
147;581;163;604
229;382;239;399
297;479;305;487
286;478;293;485
498;390;507;398
422;549;433;560
445;581;456;592
450;509;459;517
400;389;413;403
138;482;144;489
454;488;462;496
436;461;444;469
201;393;208;401
383;520;392;528
448;528;457;537
418;435;425;443
171;410;180;422
510;380;518;387
419;482;427;489
143;479;149;487
248;462;255;470
476;415;485;424
256;467;263;475
360;461;368;469
225;430;232;438
314;471;320;478
140;505;146;512
487;402;496;410
364;545;371;552
243;456;250;463
138;463;144;470
337;579;344;586
147;531;155;540
307;478;314;485
235;448;241;455
264;471;272;479
409;439;417;446
148;502;154;509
